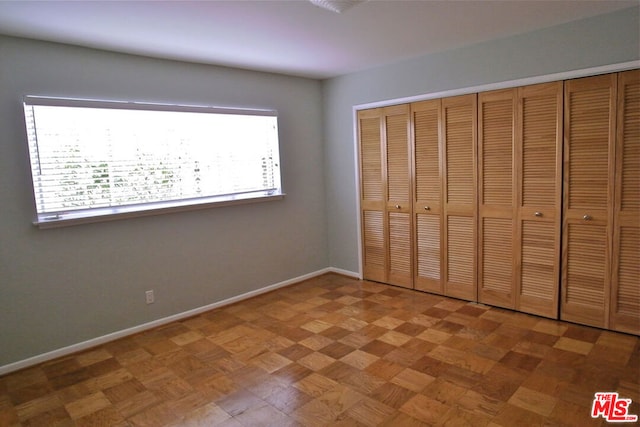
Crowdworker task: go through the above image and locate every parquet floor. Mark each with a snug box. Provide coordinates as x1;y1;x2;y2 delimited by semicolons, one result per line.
1;273;638;426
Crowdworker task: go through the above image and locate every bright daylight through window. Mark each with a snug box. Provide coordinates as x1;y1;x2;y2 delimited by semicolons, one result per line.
23;96;283;228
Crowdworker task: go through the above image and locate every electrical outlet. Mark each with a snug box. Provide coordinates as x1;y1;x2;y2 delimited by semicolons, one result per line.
145;290;154;304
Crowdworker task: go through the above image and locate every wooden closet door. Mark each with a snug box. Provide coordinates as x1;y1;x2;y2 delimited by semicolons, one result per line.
561;74;617;328
478;89;516;309
610;69;640;334
442;94;477;301
384;105;413;288
358;108;386;283
412;99;443;294
515;82;563;318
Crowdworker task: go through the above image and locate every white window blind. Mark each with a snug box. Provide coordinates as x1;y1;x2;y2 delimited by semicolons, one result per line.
23;96;283;227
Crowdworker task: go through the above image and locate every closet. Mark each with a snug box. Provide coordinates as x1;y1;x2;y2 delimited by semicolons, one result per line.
358;105;413;289
441;95;477;301
357;69;639;333
411;95;478;302
561;70;639;334
610;69;640;334
412;99;443;294
477;89;516;310
477;82;562;318
561;74;616;328
516;83;563;318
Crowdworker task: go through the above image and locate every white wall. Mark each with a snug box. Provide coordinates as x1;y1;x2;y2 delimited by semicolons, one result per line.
323;7;640;273
0;36;328;367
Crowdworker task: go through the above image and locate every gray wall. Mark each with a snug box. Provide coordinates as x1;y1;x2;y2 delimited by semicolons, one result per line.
323;7;640;273
0;36;328;366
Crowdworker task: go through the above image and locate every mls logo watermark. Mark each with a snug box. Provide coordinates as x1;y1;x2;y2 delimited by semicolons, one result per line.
591;392;638;423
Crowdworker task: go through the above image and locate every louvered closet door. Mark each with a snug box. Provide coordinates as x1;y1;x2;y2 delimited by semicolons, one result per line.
610;69;640;334
358;108;386;283
412;99;443;294
561;74;617;328
385;104;413;288
515;82;563;318
478;89;516;309
442;94;477;301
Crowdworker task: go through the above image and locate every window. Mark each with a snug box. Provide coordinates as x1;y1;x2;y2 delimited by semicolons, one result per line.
23;96;283;228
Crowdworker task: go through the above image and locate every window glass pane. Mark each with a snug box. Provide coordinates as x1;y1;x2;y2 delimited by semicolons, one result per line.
23;97;282;225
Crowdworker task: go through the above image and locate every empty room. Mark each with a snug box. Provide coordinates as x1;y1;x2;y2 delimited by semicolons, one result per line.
0;1;638;426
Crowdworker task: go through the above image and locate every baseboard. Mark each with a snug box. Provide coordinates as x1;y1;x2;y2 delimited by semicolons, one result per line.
0;267;360;376
327;266;361;279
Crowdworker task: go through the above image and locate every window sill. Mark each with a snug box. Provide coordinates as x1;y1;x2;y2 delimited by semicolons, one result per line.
33;191;285;229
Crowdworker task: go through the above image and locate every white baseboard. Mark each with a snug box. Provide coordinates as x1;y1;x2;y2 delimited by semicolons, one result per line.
327;267;361;279
0;267;360;376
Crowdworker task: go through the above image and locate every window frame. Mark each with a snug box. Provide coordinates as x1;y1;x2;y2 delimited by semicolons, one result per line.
23;96;285;229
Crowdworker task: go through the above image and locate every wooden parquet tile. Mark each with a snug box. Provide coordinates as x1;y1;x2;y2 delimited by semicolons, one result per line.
1;273;639;426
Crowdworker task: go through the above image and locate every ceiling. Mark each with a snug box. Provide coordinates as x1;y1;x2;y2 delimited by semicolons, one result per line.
0;0;637;79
